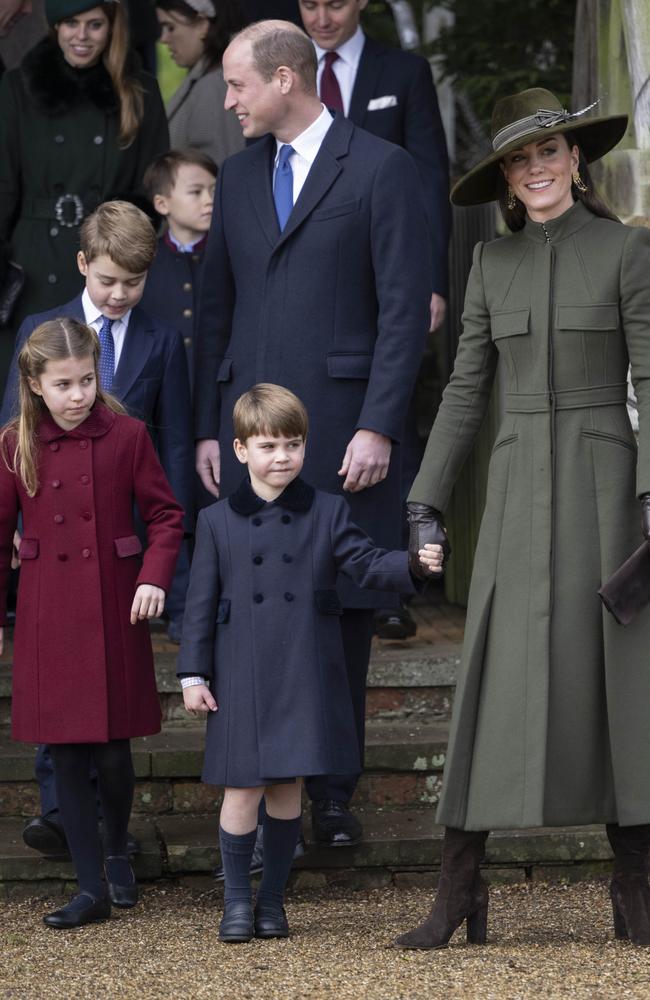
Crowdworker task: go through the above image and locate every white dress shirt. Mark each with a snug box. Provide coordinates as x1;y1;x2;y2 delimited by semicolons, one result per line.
273;104;334;205
82;287;130;370
314;26;365;116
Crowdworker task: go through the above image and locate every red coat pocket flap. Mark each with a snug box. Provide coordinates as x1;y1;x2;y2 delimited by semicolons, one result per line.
18;538;39;560
114;535;143;558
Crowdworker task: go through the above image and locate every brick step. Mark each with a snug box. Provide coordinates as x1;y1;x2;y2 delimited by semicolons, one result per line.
0;811;615;897
0;721;449;818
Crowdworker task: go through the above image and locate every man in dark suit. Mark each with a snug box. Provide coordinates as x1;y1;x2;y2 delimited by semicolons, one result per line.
299;0;451;639
194;19;430;847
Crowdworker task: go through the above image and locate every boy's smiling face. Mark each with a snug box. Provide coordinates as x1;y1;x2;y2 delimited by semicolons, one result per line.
77;252;147;320
234;433;306;501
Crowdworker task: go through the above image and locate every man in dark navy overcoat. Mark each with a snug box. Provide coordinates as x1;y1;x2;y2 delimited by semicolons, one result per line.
193;18;431;847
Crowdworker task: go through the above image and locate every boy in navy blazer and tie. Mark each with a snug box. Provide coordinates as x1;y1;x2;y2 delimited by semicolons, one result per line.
1;200;194;858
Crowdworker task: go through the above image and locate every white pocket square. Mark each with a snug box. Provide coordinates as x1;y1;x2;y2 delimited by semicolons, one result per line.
367;95;398;111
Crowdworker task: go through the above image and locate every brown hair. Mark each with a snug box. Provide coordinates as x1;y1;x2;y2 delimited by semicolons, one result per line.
498;133;620;231
1;318;125;497
233;383;308;442
143;148;218;201
231;20;317;92
80;200;157;272
156;0;246;70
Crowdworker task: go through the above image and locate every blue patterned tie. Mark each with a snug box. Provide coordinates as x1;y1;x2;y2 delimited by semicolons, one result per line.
98;315;115;391
273;144;295;231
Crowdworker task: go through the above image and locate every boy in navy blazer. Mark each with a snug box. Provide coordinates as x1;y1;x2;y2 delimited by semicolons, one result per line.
1;200;194;858
178;383;443;941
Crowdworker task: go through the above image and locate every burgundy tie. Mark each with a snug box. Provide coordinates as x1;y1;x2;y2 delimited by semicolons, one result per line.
320;51;344;113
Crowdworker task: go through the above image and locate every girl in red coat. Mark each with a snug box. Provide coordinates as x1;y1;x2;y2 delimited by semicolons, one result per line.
0;318;184;928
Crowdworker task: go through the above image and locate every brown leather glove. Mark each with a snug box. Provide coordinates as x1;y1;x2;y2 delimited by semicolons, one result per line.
407;502;451;581
640;493;650;540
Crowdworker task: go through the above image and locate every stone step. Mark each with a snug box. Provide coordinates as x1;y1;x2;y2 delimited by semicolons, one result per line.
0;811;615;896
0;721;449;818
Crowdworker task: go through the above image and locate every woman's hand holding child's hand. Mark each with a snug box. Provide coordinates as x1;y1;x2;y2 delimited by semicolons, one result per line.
183;684;218;715
419;543;445;576
130;584;165;624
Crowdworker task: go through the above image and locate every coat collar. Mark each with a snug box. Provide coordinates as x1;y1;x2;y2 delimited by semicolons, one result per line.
523;200;597;244
22;36;119;116
228;476;315;516
37;402;116;442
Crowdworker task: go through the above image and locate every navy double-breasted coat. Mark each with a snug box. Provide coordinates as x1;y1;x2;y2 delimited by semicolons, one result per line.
0;405;184;744
177;477;415;786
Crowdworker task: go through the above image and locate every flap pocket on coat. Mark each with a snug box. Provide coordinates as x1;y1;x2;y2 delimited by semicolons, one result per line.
114;535;143;558
315;590;343;615
491;309;530;340
312;199;361;221
556;304;619;330
216;359;233;383
216;599;231;624
327;353;373;380
18;538;39;560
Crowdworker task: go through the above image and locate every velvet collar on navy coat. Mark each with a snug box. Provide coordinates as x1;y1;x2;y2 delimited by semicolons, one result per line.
228;476;315;516
37;401;116;442
246;112;354;251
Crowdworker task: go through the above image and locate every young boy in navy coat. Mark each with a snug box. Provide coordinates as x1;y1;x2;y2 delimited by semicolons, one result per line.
1;201;194;857
178;384;443;942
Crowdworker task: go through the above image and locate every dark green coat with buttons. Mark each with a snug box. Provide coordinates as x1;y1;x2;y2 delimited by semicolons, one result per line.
0;37;169;334
410;201;650;830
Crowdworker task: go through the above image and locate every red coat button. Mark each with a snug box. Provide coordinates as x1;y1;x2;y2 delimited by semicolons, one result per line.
54;514;64;524
49;443;59;452
82;512;92;521
79;440;88;450
80;475;90;485
52;480;61;489
82;548;91;558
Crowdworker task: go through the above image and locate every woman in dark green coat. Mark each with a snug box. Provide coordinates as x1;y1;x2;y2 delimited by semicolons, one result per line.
396;88;650;949
0;0;169;378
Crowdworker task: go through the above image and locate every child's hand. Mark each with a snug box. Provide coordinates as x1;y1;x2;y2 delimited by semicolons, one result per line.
419;543;445;576
11;529;21;570
130;584;165;624
183;684;218;716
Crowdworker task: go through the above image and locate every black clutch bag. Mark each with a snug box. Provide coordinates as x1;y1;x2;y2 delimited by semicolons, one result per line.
0;261;26;327
598;542;650;626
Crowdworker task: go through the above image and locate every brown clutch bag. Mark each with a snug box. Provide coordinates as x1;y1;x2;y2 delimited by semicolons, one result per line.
598;542;650;626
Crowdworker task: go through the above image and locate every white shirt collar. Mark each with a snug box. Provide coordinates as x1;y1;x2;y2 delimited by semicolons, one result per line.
313;25;365;69
82;287;131;332
275;104;334;167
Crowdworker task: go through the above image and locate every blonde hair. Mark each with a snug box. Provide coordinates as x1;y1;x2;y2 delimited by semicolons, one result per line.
80;200;157;272
233;383;308;442
230;20;317;92
1;318;125;497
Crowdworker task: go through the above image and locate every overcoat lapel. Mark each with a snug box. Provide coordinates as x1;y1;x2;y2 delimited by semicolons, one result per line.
247;135;282;249
348;38;385;126
112;310;155;399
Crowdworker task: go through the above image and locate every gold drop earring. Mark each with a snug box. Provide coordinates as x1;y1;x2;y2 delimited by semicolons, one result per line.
507;187;517;210
572;170;587;193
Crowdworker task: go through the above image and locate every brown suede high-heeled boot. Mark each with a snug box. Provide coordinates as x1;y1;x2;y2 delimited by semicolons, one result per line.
606;823;650;946
393;827;489;949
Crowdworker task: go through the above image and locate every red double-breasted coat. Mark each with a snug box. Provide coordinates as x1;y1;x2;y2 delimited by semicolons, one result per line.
0;404;184;744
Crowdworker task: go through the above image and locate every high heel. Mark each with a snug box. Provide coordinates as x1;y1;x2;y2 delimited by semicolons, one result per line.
466;894;489;944
610;895;628;940
606;824;650;946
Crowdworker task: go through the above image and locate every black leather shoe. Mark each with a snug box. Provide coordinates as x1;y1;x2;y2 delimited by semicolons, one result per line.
311;800;362;847
105;855;139;909
218;901;254;943
22;816;70;859
214;826;307;880
374;605;417;640
43;892;111;929
254;903;289;939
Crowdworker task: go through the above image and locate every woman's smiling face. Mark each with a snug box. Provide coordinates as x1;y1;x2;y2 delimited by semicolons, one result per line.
501;134;580;222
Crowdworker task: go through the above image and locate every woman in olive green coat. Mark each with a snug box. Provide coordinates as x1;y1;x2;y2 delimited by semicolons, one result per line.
396;88;650;950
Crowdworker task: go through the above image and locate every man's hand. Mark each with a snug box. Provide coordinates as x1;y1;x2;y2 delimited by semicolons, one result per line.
338;429;392;493
196;439;220;497
0;1;32;37
183;683;218;715
130;584;165;624
429;292;447;333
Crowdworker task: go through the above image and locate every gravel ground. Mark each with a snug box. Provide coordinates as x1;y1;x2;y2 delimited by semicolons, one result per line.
2;882;650;1000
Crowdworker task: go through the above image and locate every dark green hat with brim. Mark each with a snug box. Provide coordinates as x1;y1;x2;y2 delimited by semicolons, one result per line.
451;87;628;207
46;0;118;26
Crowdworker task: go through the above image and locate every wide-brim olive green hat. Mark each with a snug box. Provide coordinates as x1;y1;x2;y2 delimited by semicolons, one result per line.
46;0;117;26
451;87;628;207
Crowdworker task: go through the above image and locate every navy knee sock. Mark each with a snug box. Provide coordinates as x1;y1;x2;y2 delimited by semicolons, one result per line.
219;826;257;904
256;815;301;911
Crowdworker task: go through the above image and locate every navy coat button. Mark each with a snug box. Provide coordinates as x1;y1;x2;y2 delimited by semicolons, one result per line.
183;308;193;318
282;554;292;563
183;282;192;292
48;274;57;284
54;514;64;524
252;516;262;526
51;479;61;489
79;440;88;449
82;548;91;558
184;337;192;348
49;442;59;452
57;553;68;561
284;592;294;602
54;134;64;143
93;135;104;145
254;593;264;603
50;226;59;237
281;514;291;524
253;555;263;565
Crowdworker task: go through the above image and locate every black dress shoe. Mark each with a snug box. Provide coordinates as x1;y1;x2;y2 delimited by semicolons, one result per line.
254;903;289;939
214;826;307;881
218;901;254;943
43;892;111;929
311;800;362;847
22;816;70;859
104;855;139;909
374;605;417;640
